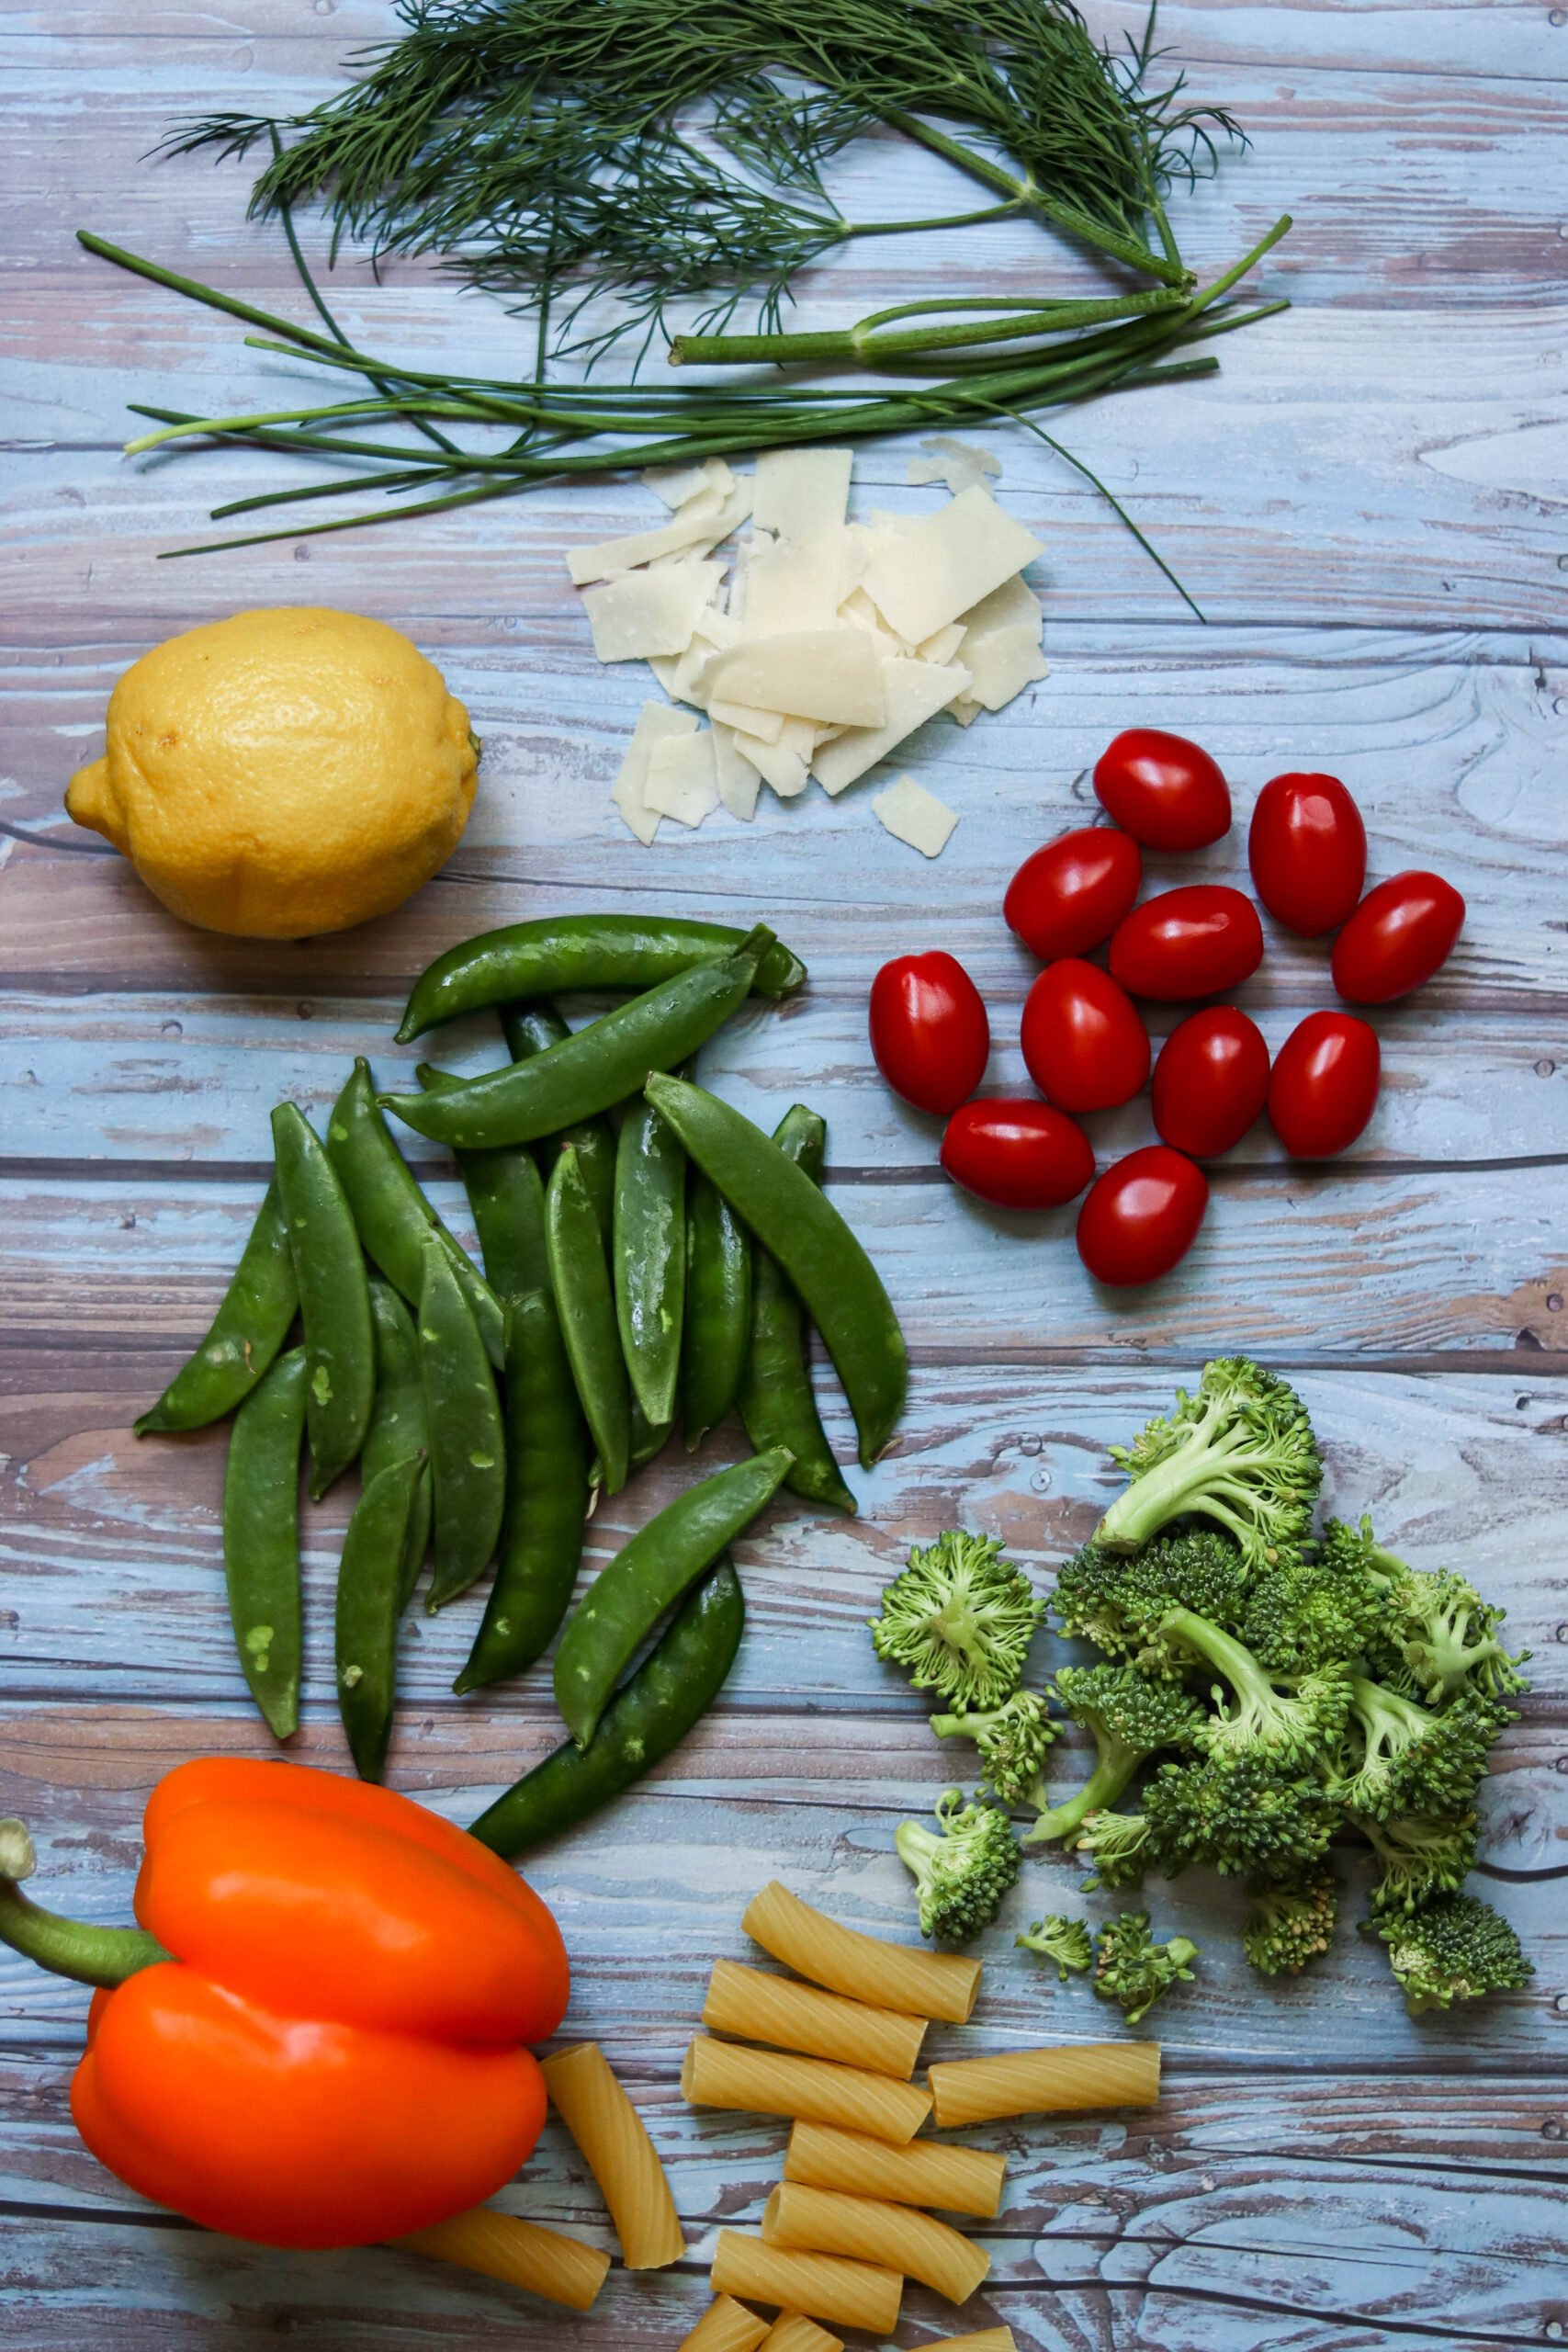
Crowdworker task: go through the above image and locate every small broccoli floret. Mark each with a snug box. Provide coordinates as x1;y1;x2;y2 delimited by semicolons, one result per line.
1157;1608;1350;1766
1021;1664;1203;1849
894;1787;1021;1944
1097;1358;1322;1575
1241;1871;1338;1974
1358;1811;1478;1916
1016;1913;1094;1979
1075;1806;1155;1891
1243;1555;1384;1678
1372;1892;1532;2016
1092;1911;1199;2024
930;1690;1055;1810
1143;1753;1338;1883
1316;1513;1405;1584
1380;1565;1531;1711
1330;1677;1495;1822
871;1532;1044;1709
1052;1528;1249;1660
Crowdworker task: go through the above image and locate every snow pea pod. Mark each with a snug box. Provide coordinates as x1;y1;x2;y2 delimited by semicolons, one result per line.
645;1076;908;1470
547;1144;631;1498
455;1288;590;1695
554;1444;791;1747
326;1058;504;1369
134;1181;298;1434
682;1172;752;1450
614;1091;687;1428
469;1556;745;1859
379;927;774;1149
398;913;807;1042
335;1452;426;1783
418;1238;506;1610
739;1108;856;1515
363;1280;432;1609
414;1061;552;1306
271;1102;375;1499
221;1344;307;1742
502;1001;615;1247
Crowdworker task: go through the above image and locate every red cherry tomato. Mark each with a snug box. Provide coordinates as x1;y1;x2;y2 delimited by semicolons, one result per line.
1092;729;1231;851
869;952;989;1114
941;1100;1095;1211
1247;772;1367;936
1268;1011;1381;1158
1108;886;1265;1001
1152;1008;1271;1159
1076;1145;1209;1286
1004;828;1142;960
1020;958;1151;1113
1331;871;1465;1005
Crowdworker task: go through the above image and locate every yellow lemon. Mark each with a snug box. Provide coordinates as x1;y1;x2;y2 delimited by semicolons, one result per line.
65;606;479;938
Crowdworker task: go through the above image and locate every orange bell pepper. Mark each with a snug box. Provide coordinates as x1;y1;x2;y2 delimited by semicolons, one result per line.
0;1758;569;2248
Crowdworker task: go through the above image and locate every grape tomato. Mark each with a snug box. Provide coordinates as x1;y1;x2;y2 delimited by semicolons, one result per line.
868;951;989;1115
1152;1007;1270;1159
1092;729;1231;850
1020;958;1151;1113
1004;827;1141;960
1108;885;1264;1001
1331;871;1465;1004
1247;772;1366;936
1268;1011;1381;1158
1076;1145;1209;1286
941;1100;1095;1211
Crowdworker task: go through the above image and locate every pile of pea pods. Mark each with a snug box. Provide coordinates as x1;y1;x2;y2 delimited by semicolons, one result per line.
136;914;908;1857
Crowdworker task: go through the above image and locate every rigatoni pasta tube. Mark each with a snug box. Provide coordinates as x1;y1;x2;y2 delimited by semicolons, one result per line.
682;2035;931;2143
705;1959;926;2078
394;2209;610;2311
762;2181;990;2306
540;2041;683;2269
743;1880;980;2023
784;2120;1006;2220
678;2295;773;2352
711;2230;903;2335
758;2316;843;2352
928;2040;1159;2129
929;2333;1019;2350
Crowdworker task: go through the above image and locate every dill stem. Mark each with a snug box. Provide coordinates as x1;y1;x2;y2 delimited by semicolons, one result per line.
670;284;1184;367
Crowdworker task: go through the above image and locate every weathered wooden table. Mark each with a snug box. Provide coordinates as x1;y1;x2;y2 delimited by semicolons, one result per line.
3;3;1565;2344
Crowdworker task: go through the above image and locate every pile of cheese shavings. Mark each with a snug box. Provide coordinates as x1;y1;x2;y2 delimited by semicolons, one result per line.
568;442;1048;854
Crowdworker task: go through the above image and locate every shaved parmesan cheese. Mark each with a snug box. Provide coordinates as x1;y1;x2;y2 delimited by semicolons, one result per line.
813;659;972;797
916;620;967;667
955;571;1042;645
643;456;736;512
742;534;843;637
612;705;699;845
703;628;887;728
907;435;1002;498
646;729;721;827
950;694;982;729
582;560;723;662
753;447;853;540
964;623;1050;712
872;772;959;857
862;485;1043;646
708;696;784;742
570;503;727;585
839;587;909;662
653;479;752;563
712;721;761;821
669;610;740;707
734;717;813;799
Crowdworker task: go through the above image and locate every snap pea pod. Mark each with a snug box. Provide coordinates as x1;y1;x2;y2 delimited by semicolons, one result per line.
588;1396;673;1496
645;1076;908;1471
739;1108;857;1516
335;1453;426;1783
502;1001;615;1247
221;1345;307;1742
418;1238;506;1610
414;1062;552;1305
455;1289;590;1696
398;914;807;1042
614;1091;687;1428
682;1172;752;1450
134;1181;298;1434
380;927;774;1149
327;1059;504;1369
554;1444;791;1747
468;1556;745;1859
363;1280;433;1609
271;1102;375;1499
547;1145;631;1498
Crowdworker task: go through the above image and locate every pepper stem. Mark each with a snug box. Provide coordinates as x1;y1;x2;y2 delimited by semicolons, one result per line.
0;1819;170;1989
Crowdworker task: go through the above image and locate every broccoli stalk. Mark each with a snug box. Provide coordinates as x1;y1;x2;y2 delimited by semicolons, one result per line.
1158;1608;1350;1764
930;1690;1055;1810
1331;1677;1495;1821
1016;1914;1093;1979
1096;1358;1322;1575
894;1787;1021;1944
1241;1872;1337;1973
1358;1811;1478;1916
1021;1664;1202;1849
1092;1912;1199;2024
1371;1892;1532;2015
870;1532;1044;1710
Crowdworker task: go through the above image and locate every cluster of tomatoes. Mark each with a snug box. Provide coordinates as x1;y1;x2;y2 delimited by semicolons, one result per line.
868;729;1466;1286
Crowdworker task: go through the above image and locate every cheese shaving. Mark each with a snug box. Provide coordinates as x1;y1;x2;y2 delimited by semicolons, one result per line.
612;704;700;845
753;447;853;540
643;456;736;512
703;628;886;728
646;729;721;828
964;623;1050;713
907;435;1003;497
581;560;723;662
711;722;761;822
814;658;972;797
862;485;1043;646
872;773;959;857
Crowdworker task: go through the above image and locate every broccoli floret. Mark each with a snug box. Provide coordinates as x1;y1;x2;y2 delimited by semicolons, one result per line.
1357;1810;1478;1916
1096;1359;1322;1575
894;1787;1021;1944
1330;1677;1496;1822
1092;1911;1199;2024
1144;1753;1338;1883
1016;1913;1094;1980
1074;1806;1156;1891
1316;1513;1405;1584
871;1532;1044;1710
1052;1528;1250;1661
1243;1555;1384;1678
1380;1565;1530;1712
930;1689;1055;1810
1021;1664;1203;1849
1241;1871;1338;1974
1372;1892;1532;2016
1157;1608;1350;1766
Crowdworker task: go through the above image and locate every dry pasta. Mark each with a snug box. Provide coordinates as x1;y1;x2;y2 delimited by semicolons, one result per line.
682;2035;931;2144
711;2230;903;2335
928;2041;1160;2129
678;2294;773;2352
758;2316;844;2352
394;2208;610;2310
928;2333;1019;2350
705;1958;927;2079
540;2041;684;2269
743;1881;980;2023
784;2120;1006;2219
762;2180;990;2305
